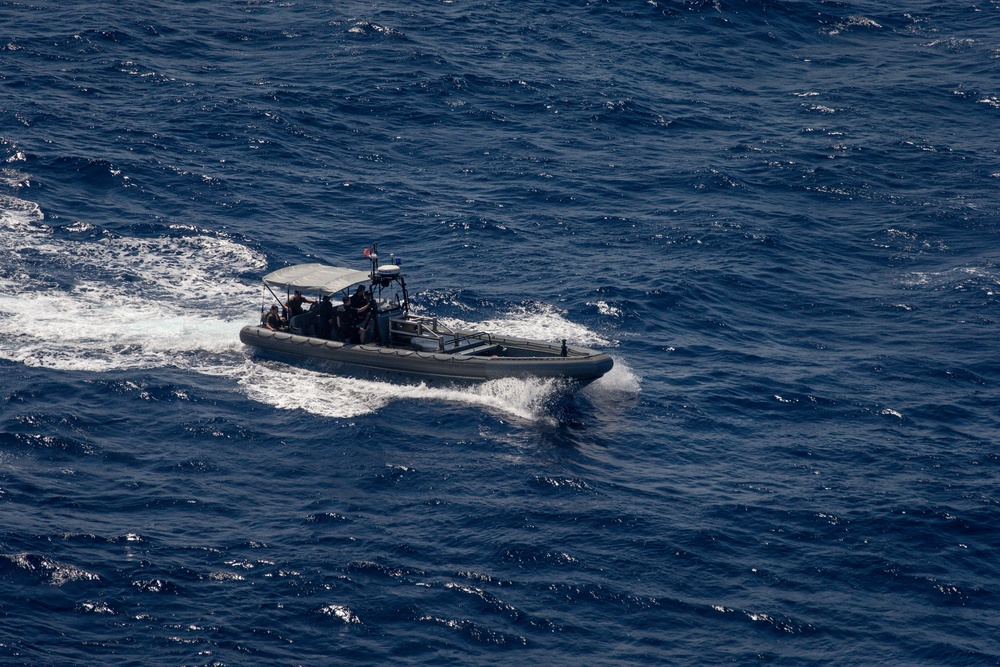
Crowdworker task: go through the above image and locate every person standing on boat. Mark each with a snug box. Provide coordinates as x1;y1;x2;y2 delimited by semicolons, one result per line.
335;295;355;342
347;286;372;343
285;290;314;318
350;285;370;312
263;305;285;331
317;295;334;339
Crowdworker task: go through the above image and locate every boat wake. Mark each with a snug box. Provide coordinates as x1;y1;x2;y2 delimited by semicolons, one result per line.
0;195;260;371
236;359;571;423
435;305;613;349
0;195;639;422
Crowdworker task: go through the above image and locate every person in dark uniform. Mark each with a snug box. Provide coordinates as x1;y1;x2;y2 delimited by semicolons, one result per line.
285;290;314;318
317;295;334;339
350;285;370;310
263;305;284;331
347;286;372;342
335;295;354;342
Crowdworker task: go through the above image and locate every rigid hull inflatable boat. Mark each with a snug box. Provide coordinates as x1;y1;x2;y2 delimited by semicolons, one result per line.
239;247;613;383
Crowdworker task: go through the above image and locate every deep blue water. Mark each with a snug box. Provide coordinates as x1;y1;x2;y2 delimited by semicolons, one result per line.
2;1;999;664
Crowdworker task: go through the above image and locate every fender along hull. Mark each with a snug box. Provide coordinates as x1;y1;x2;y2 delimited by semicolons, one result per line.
239;326;614;384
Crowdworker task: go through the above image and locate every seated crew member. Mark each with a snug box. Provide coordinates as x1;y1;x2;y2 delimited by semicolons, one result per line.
285;290;314;318
263;305;285;331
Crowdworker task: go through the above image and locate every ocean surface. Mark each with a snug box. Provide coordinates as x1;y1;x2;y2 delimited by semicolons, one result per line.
1;1;999;664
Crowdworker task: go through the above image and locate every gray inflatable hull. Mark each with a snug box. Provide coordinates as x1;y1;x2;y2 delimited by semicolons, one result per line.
239;326;613;383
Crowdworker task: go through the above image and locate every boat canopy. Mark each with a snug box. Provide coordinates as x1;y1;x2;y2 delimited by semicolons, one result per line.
262;263;371;296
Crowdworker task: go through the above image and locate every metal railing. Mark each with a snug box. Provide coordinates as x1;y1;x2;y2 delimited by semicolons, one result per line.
389;315;492;352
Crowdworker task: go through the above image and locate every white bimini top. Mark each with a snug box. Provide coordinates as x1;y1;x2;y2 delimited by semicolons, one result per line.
262;263;372;296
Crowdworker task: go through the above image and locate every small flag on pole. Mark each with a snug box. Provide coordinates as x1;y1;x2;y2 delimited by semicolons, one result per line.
363;247;372;258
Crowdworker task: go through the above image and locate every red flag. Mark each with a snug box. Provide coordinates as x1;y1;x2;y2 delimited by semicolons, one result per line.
363;247;372;258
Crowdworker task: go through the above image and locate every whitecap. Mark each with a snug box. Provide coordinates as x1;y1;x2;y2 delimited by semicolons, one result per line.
318;604;361;623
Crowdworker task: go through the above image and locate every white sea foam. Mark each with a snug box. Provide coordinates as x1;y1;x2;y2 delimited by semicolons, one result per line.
237;359;565;423
0;196;262;371
435;302;613;348
0;197;634;420
899;266;999;292
586;355;641;395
